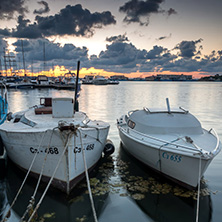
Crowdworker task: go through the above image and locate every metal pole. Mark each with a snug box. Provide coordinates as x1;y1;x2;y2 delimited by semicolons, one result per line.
3;48;7;77
74;61;80;112
166;98;171;113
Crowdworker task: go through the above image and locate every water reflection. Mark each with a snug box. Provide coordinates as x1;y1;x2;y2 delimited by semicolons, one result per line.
0;180;20;222
117;145;212;222
2;82;222;221
3;159;111;222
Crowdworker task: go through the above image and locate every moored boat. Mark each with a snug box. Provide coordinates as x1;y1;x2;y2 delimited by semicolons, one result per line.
82;75;94;85
93;75;108;85
0;97;111;194
0;63;114;194
117;99;221;188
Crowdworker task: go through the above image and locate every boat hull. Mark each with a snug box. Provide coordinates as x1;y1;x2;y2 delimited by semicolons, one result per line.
118;127;212;188
1;127;109;194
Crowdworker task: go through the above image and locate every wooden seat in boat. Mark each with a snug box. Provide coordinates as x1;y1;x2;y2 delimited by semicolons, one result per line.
35;107;52;115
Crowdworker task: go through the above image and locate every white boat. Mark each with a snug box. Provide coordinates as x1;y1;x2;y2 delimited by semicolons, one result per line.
61;71;82;88
117;99;221;188
0;97;112;194
36;75;50;85
93;75;108;85
82;75;94;85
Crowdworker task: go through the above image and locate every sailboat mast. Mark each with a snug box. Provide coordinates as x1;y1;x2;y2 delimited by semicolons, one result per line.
21;40;26;77
43;42;46;75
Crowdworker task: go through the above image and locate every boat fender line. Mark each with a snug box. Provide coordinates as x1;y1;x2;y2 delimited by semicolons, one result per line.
103;139;115;157
27;133;72;222
79;129;98;222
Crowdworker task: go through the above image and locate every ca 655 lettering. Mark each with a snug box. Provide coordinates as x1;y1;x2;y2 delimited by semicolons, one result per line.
162;152;182;163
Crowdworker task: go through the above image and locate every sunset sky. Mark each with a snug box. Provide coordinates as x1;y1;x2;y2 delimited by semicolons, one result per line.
0;0;222;78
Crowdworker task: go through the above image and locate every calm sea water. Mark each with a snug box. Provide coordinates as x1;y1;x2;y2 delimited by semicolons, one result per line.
1;81;222;222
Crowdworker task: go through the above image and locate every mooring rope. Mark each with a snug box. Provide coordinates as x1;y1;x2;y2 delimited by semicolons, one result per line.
20;128;56;222
1;130;48;222
79;129;98;222
27;133;72;222
195;155;202;222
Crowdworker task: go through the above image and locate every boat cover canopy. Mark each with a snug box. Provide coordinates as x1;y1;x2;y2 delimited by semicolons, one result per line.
128;108;203;135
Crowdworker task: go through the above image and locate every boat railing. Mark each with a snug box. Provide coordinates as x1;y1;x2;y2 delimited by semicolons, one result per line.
208;128;221;155
125;127;205;155
128;110;139;116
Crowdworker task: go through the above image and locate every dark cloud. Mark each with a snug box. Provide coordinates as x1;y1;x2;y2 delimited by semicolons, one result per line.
0;29;11;37
10;16;43;38
2;37;222;75
167;8;177;16
119;0;165;26
119;0;176;26
174;39;203;59
12;38;90;70
0;4;116;39
90;41;146;72
156;33;172;41
0;37;8;50
33;1;50;15
106;34;129;43
0;0;28;20
146;45;167;59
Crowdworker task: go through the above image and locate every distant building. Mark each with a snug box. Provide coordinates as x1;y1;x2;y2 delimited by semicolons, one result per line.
145;75;155;81
110;75;128;81
155;74;193;81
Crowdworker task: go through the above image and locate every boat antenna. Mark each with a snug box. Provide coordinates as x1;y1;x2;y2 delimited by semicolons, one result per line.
74;60;80;112
166;98;171;113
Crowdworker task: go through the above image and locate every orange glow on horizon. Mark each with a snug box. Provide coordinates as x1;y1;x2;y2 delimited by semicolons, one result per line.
0;66;210;79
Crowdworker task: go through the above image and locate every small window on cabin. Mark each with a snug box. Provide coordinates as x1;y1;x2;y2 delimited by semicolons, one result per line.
128;120;135;129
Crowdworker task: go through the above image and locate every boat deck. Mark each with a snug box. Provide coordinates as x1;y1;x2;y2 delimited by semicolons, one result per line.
119;122;220;157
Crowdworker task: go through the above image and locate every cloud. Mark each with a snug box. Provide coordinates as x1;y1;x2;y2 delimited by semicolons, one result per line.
119;0;164;26
90;40;152;73
0;0;28;20
3;37;222;75
119;0;177;26
0;28;11;37
156;33;172;41
0;4;116;38
167;8;177;16
146;45;167;59
106;34;129;43
13;39;89;69
10;16;43;38
174;39;203;59
0;37;8;49
33;1;50;15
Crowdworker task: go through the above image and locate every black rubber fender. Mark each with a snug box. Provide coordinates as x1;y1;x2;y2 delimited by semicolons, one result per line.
103;139;115;157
